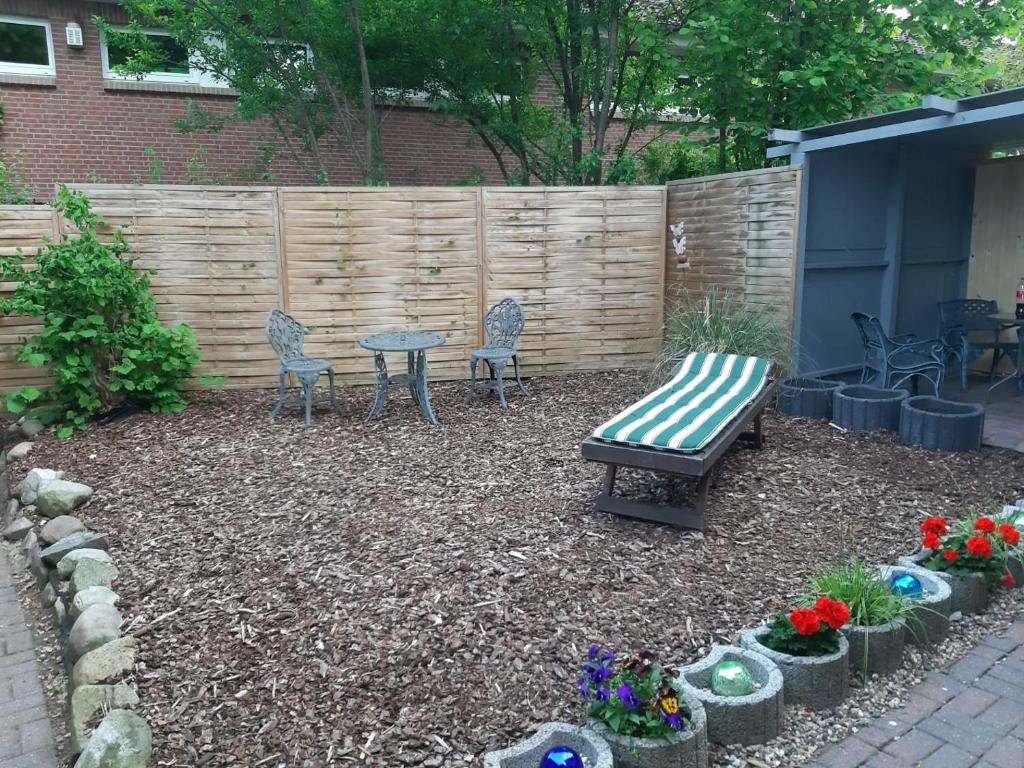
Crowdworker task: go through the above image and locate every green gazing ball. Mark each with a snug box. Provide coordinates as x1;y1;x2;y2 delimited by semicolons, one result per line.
710;659;754;697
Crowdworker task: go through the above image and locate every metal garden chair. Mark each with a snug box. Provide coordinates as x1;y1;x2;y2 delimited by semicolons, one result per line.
851;312;945;394
266;309;339;427
466;297;528;409
938;299;1017;391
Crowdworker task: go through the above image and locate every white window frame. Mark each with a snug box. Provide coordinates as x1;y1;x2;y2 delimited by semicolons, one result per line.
100;26;227;88
0;14;56;77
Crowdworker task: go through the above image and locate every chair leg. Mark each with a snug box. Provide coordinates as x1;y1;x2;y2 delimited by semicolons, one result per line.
493;361;508;409
301;376;315;428
961;355;969;392
271;370;287;418
465;358;479;403
327;367;339;412
513;354;528;396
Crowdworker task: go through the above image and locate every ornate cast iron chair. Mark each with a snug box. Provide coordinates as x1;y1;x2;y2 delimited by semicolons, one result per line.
851;312;945;394
938;299;1017;391
466;297;528;409
266;309;339;427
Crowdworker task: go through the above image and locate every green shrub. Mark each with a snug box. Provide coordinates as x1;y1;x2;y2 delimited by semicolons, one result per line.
0;187;201;436
658;288;791;378
809;560;910;627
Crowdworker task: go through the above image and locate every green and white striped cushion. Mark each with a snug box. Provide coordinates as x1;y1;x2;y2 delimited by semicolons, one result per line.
594;352;771;453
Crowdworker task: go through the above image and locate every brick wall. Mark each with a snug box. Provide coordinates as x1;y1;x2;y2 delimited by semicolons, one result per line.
0;0;686;199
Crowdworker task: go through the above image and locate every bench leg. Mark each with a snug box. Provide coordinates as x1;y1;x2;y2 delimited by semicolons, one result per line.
602;464;618;495
594;464;708;531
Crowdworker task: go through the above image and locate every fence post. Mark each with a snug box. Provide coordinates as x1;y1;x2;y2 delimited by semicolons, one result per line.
477;186;488;347
274;188;290;311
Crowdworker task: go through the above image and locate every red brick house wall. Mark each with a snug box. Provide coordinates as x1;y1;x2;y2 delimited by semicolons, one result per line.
0;0;684;200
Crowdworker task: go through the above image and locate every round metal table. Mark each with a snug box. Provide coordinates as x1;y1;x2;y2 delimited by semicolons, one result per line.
358;331;446;425
987;314;1024;393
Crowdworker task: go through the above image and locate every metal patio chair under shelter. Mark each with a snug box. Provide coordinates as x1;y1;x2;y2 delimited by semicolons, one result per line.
851;312;945;394
938;298;1018;391
466;297;528;409
266;308;339;427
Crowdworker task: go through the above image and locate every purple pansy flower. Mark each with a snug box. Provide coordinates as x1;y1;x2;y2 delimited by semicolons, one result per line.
663;711;685;731
595;685;610;701
616;682;641;709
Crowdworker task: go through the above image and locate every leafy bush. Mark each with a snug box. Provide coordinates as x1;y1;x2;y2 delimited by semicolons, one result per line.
809;560;910;627
0;152;32;204
0;187;200;436
658;288;791;379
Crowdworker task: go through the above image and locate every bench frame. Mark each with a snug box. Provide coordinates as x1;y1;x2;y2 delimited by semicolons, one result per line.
580;382;775;530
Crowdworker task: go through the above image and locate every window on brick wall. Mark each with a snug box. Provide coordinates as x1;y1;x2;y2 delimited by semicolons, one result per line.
100;27;227;87
0;15;56;76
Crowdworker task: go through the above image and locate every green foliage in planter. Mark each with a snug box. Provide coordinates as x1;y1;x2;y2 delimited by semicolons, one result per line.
810;559;911;627
0;187;200;436
761;611;841;657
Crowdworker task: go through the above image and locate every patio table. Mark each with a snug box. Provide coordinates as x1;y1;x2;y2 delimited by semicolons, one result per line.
359;330;445;425
987;314;1024;393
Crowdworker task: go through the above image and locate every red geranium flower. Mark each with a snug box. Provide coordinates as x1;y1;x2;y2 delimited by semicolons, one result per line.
1003;573;1015;587
965;535;992;558
813;597;851;630
789;608;821;636
922;532;942;550
920;517;949;536
974;517;996;534
943;549;959;561
998;523;1021;546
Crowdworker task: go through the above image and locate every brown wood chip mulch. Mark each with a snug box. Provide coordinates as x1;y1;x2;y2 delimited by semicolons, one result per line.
15;371;1024;767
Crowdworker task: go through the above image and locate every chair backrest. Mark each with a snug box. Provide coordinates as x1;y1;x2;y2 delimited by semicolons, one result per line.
266;309;306;363
851;312;896;355
483;297;525;349
938;299;998;335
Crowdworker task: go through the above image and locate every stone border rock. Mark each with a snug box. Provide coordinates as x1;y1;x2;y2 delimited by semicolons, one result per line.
832;385;908;431
898;396;985;452
842;616;906;676
878;564;951;645
4;463;153;767
738;626;849;711
675;645;784;746
482;722;613;768
899;550;990;615
588;688;709;768
776;378;843;420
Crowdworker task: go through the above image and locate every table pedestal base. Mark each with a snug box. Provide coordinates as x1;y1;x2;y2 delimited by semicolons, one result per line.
367;350;437;425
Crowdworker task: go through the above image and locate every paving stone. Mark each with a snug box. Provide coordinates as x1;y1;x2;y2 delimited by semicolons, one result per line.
852;725;897;749
920;743;978;768
918;716;1006;756
982;735;1024;768
947;651;998;684
882;728;943;763
862;753;908;768
933;686;1000;721
974;673;1024;704
814;737;877;768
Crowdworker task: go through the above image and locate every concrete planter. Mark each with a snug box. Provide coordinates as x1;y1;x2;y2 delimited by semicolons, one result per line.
832;385;908;431
738;627;849;711
588;689;708;768
776;378;842;420
878;564;951;645
898;396;985;452
675;645;784;745
842;616;906;676
996;506;1024;588
483;723;612;768
899;551;990;615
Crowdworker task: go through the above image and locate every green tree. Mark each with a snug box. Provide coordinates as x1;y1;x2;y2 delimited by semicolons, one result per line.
663;0;1024;172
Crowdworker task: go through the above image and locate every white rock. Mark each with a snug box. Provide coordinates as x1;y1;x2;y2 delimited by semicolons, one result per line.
57;549;113;579
35;480;93;518
68;603;122;663
7;442;33;460
40;515;86;545
73;709;151;768
71;586;119;622
2;517;33;542
16;468;64;504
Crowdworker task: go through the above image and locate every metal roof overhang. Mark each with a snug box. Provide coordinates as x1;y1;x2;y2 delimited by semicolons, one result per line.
766;87;1024;159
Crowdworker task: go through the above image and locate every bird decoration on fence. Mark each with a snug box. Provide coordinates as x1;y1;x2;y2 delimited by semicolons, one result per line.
671;220;688;268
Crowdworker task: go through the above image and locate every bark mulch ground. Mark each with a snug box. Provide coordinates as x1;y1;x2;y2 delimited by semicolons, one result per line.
13;371;1024;767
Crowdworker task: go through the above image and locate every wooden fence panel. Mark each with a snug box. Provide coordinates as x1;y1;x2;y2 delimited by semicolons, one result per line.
0;205;53;390
666;166;801;323
483;186;666;374
279;188;480;382
71;185;282;388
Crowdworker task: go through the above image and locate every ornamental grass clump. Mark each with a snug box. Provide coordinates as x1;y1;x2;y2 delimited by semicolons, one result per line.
761;597;850;656
919;514;1019;588
0;187;203;436
810;560;910;627
578;646;691;740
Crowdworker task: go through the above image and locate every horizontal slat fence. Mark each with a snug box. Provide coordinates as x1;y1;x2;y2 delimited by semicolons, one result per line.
0;205;52;389
0;183;667;389
666;166;800;320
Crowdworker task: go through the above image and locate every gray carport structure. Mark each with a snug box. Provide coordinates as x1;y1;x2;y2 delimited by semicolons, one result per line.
767;87;1024;379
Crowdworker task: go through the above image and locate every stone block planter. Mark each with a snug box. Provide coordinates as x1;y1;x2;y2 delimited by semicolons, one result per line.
738;627;849;711
483;722;613;768
898;396;985;452
996;506;1024;588
776;378;843;420
878;564;951;645
832;385;908;431
842;616;906;676
675;645;783;746
588;689;708;768
899;551;990;615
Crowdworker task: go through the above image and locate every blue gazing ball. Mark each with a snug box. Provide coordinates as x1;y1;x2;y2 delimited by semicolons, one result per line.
540;745;584;768
890;572;923;599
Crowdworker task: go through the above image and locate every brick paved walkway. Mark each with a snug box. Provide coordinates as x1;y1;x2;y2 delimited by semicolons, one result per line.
809;620;1024;768
0;551;57;768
